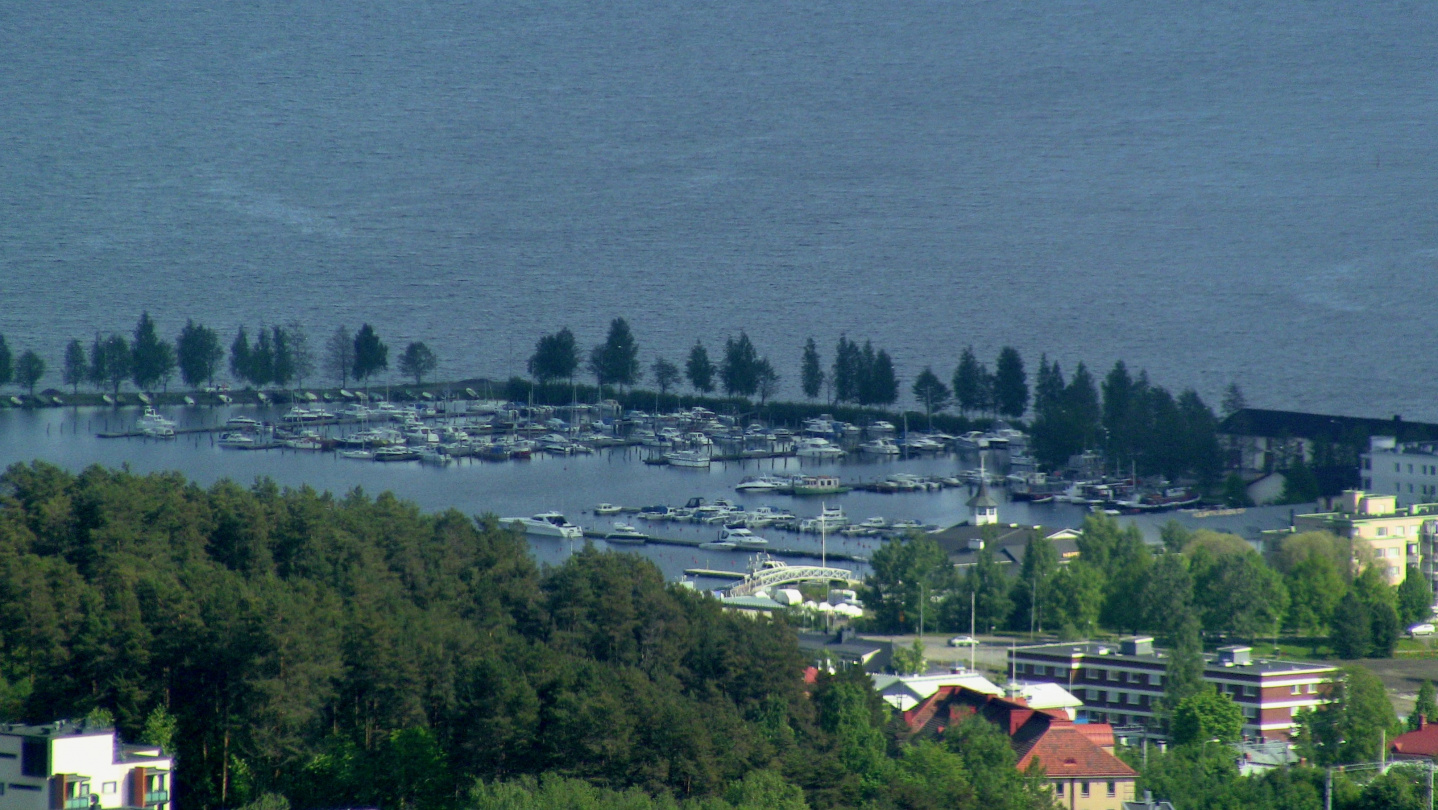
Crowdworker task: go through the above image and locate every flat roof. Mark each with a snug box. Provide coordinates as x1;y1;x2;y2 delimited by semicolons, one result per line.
1012;642;1336;675
0;720;111;739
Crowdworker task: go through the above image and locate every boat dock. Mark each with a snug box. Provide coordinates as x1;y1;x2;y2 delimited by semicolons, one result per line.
579;528;867;564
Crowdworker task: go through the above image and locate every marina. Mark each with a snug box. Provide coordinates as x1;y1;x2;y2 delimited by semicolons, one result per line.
0;398;1211;591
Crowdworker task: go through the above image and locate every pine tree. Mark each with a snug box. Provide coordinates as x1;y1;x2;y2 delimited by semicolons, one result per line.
352;323;389;387
130;312;175;392
0;335;12;389
1410;680;1436;730
993;346;1028;418
911;367;950;427
952;345;983;415
800;337;824;400
230;327;253;386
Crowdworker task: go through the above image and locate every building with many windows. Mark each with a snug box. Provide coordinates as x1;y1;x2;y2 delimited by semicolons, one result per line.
0;719;171;810
1287;489;1437;587
1364;436;1438;506
1008;638;1336;742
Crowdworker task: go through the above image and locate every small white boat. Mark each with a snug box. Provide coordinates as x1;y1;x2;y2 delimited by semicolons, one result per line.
501;512;583;539
858;438;901;456
101;394;115;405
699;537;737;551
604;523;648;545
417;446;452;465
183;396;196;406
664;449;711;468
339;449;374;460
284;435;325;451
137;393;152;404
373;445;419;462
142;425;176;439
218;432;257;448
795;438;845;459
595;503;623;515
735;475;786;493
718;526;768;550
217;394;232;404
226;416;263;430
137;407;177;434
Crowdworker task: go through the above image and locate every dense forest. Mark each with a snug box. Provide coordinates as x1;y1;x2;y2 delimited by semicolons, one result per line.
0;462;1057;810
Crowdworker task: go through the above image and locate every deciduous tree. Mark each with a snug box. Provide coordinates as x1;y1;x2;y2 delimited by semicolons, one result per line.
397;342;438;386
1397;566;1434;628
1409;680;1436;731
324;326;354;387
176;320;223;390
911;367;950;428
527;328;577;384
0;335;12;389
63;339;86;394
15;351;44;396
1172;687;1244;745
684;341;714;394
649;357;679;394
97;334;131;395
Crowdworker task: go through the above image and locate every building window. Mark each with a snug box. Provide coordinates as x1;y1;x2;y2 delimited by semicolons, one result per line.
1081;781;1090;798
1243;686;1257;697
1107;670;1116;681
1307;683;1317;693
102;783;117;795
1056;782;1064;796
1035;665;1047;676
1107;781;1117;797
1292;685;1301;695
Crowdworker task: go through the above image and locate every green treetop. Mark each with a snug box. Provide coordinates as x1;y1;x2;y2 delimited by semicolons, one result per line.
351;323;388;386
397;341;438;386
800;337;824;400
1171;687;1245;746
684;340;714;393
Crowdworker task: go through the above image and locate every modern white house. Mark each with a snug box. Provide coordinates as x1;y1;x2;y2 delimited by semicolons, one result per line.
0;719;171;810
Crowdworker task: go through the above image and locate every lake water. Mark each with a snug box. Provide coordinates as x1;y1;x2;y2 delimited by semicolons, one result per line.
3;1;1437;421
0;403;1108;583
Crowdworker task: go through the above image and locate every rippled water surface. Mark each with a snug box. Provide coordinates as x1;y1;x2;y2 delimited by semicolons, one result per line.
4;0;1438;421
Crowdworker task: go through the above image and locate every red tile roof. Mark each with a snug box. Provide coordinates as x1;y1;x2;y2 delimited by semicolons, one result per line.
1391;717;1438;759
903;684;1137;780
1016;726;1136;778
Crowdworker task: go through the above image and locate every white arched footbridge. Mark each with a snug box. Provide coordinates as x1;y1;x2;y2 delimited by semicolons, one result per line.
726;559;862;597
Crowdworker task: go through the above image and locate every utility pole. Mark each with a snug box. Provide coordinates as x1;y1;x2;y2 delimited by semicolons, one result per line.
1325;767;1332;810
970;590;976;672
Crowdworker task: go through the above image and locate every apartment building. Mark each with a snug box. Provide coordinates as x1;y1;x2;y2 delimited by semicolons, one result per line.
0;719;171;810
1290;489;1437;586
1009;638;1336;742
1364;436;1438;506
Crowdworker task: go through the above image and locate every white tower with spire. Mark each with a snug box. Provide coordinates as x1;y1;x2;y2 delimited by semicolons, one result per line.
967;458;998;526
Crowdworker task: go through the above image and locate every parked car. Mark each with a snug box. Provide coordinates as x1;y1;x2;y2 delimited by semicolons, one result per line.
947;635;978;647
1409;623;1435;636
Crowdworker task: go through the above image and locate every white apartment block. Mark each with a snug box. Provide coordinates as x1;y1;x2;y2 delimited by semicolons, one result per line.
1364;436;1438;506
0;720;171;810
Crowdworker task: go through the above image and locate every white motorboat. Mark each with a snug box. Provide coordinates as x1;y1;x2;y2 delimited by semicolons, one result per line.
218;431;257;448
858;438;901;456
734;475;787;493
664;449;711;468
699;536;737;551
284;435;325;451
858;517;888;530
800;505;849;533
417;446;452;465
795;438;845;459
718;526;769;550
502;512;583;539
137;406;176;431
339;449;374;460
373;445;419;462
225;416;262;430
595;503;623;515
603;523;648;545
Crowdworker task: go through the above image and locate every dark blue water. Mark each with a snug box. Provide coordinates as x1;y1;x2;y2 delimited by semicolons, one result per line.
4;0;1438;419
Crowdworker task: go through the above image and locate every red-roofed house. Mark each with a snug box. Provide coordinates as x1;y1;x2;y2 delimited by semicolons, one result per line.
904;685;1137;810
1391;715;1438;761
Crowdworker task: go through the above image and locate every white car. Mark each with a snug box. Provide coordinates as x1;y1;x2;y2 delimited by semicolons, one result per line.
1409;623;1435;636
947;635;978;647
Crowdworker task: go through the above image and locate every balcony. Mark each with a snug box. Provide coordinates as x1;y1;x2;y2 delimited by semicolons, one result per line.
64;798;91;810
145;789;170;805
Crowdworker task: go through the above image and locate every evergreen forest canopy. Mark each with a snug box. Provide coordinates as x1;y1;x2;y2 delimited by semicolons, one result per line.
0;462;1061;810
